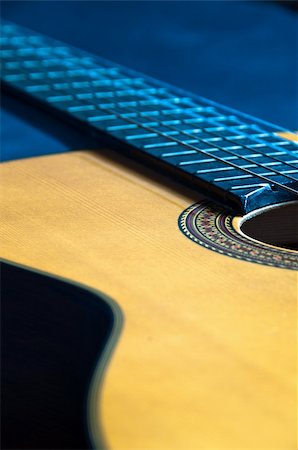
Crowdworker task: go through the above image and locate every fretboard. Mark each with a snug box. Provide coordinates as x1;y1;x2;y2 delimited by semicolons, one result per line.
1;20;298;213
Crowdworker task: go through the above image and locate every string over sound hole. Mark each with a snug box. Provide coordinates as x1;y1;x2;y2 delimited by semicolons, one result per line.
178;201;298;269
240;202;298;251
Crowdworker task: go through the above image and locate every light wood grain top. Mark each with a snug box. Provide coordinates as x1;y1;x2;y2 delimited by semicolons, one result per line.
1;149;297;449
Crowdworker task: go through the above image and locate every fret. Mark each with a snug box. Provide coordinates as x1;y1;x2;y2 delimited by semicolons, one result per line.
144;141;178;150
48;94;74;103
214;171;298;183
164;153;215;167
26;84;51;93
145;124;180;134
215;174;259;182
180;157;225;166
107;123;138;131
179;156;240;166
267;151;288;158
4;61;21;70
231;184;267;191
162;150;197;158
3;73;26;82
29;72;50;80
198;166;237;175
197;161;287;175
125;131;159;140
1;20;298;213
76;93;94;100
88;114;117;123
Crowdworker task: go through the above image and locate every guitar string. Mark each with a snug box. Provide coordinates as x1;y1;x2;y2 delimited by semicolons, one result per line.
2;28;298;195
94;72;298;173
30;53;298;191
41;61;298;182
69;59;298;175
82;100;298;192
6;70;298;196
57;38;298;173
2;21;298;178
41;53;298;175
96;86;298;177
3;63;298;196
37;65;298;194
2;23;298;177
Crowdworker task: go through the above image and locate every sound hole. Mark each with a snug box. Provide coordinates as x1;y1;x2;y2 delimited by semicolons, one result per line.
240;202;298;251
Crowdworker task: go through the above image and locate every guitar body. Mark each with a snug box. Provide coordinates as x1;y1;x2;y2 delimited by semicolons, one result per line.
1;148;296;449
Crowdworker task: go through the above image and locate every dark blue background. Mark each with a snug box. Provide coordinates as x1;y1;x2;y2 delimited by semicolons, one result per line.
1;1;297;161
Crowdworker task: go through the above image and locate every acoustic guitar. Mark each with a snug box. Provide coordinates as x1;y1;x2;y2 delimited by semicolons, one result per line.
1;20;297;450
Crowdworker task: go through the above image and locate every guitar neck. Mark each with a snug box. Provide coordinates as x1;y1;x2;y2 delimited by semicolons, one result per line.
1;20;298;213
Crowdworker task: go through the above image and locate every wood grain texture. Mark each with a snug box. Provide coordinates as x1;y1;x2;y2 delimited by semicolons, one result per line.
1;149;297;449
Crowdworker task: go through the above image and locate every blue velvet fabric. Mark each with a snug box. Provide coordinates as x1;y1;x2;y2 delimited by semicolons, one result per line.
1;1;297;161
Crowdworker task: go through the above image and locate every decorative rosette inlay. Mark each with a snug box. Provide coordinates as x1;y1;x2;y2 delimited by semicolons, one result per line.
178;202;298;270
